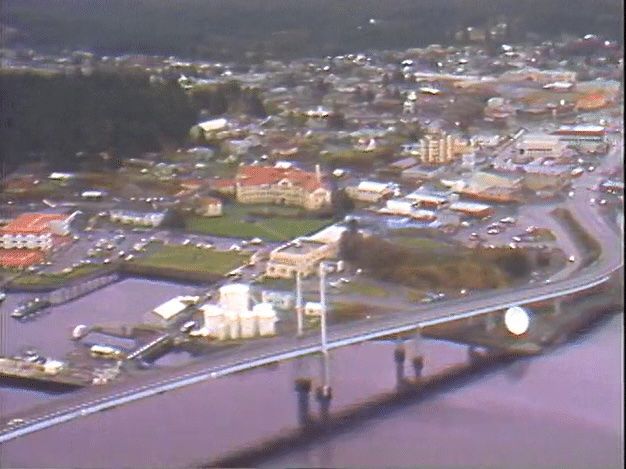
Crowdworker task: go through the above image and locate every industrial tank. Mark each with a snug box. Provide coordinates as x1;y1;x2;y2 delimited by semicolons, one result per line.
219;283;250;314
254;302;278;337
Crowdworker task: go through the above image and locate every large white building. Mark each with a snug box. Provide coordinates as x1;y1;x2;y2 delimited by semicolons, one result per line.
515;133;564;159
235;165;332;211
109;210;165;227
0;213;72;251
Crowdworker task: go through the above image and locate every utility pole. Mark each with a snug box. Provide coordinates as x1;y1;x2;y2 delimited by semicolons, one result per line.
296;271;303;336
318;261;328;355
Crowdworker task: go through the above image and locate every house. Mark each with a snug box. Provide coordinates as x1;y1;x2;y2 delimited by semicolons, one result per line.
194;196;223;217
235;165;332;211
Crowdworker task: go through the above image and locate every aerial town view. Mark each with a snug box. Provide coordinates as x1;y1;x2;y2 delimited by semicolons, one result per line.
0;0;623;467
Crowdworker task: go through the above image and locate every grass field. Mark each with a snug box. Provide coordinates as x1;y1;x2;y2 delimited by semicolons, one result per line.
340;279;389;298
134;245;249;275
185;204;332;241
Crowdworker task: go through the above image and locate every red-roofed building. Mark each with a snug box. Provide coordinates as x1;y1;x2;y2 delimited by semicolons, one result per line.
0;213;72;253
234;165;332;210
0;249;46;268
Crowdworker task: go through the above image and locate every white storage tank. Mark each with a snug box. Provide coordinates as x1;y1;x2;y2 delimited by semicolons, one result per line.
224;309;240;340
219;283;250;314
239;309;258;338
254;303;277;337
200;304;224;337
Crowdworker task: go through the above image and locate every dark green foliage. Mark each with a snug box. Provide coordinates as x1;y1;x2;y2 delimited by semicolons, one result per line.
0;70;195;171
4;1;621;62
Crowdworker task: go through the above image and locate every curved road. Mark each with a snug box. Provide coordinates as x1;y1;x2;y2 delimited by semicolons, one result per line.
0;152;623;443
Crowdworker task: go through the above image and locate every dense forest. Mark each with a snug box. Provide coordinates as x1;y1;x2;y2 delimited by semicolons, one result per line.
3;0;623;62
0;71;265;172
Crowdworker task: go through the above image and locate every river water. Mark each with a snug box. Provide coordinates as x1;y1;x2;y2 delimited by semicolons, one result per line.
0;275;622;468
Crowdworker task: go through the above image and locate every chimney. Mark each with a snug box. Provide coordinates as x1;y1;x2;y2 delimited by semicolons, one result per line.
315;164;322;182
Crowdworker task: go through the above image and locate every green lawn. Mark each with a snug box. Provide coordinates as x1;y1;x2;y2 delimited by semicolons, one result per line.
390;236;452;251
340;279;389;298
11;264;104;288
134;245;248;275
185;204;332;241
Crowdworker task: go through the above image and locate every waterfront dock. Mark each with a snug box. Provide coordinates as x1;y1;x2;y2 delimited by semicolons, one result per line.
0;357;92;391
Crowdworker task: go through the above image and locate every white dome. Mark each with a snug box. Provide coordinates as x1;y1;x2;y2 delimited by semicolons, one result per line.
504;306;530;335
253;302;276;318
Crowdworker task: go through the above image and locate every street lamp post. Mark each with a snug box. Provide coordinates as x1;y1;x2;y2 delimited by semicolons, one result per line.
296;271;303;336
318;261;329;355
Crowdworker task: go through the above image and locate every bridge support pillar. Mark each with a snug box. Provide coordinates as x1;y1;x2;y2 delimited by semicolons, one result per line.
394;343;406;389
315;385;332;425
294;378;312;427
412;355;424;378
553;298;563;316
468;346;482;364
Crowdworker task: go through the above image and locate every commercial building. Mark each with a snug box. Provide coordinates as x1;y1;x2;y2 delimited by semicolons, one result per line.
235;165;332;211
265;238;339;279
448;201;494;218
345;181;395;203
109;210;165;227
405;190;449;208
551;125;606;145
0;213;72;251
515;133;564;159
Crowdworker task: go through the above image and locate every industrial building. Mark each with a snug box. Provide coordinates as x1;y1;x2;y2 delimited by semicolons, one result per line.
200;284;278;340
150;295;200;326
515;133;564;159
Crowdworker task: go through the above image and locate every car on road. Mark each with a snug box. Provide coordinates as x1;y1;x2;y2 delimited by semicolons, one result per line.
6;418;25;427
469;232;479;240
500;217;516;224
512;236;522;242
599;199;607;206
486;227;500;235
180;321;196;333
568;255;576;263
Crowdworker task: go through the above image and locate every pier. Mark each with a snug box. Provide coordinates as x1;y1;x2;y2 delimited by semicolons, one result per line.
0;357;92;391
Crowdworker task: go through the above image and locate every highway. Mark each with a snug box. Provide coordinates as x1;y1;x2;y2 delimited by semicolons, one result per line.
0;142;623;444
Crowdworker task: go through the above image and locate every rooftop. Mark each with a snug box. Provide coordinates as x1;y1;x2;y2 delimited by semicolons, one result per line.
0;213;69;235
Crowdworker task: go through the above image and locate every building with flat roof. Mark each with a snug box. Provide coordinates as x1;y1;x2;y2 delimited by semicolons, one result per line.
515;133;563;159
109;209;165;227
345;180;395;203
266;238;338;279
551;125;606;145
448;201;494;218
